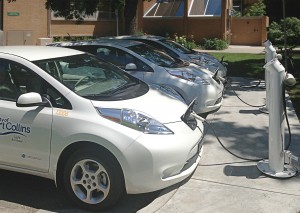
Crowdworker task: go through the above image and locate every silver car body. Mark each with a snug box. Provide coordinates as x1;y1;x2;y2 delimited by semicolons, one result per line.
112;35;228;78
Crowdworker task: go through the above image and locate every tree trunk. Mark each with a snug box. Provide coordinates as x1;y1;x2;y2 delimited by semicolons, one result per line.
124;0;138;35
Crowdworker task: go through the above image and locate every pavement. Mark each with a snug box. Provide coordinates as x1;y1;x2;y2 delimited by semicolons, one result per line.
136;45;300;213
135;77;300;213
196;45;266;54
2;45;300;213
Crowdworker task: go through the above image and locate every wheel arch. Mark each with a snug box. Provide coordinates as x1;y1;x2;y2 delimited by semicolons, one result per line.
55;141;125;189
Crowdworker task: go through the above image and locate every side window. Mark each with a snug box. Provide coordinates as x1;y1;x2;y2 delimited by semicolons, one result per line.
8;61;71;109
0;60;20;101
96;47;153;72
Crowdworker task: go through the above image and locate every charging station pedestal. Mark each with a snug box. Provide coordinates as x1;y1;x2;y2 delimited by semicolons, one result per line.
257;58;298;178
259;40;277;114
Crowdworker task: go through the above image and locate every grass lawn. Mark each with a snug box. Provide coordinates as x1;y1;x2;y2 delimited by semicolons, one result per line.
209;52;300;119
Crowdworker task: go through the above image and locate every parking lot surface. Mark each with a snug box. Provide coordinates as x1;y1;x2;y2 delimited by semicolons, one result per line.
137;77;300;213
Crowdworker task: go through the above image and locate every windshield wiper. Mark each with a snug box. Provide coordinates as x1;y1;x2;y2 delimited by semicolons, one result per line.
111;81;139;94
101;81;139;96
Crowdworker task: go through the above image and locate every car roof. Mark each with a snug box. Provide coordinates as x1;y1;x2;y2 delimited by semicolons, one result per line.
0;46;84;61
114;35;165;41
52;39;143;48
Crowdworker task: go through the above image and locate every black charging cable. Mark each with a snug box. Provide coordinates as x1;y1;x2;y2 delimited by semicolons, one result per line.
227;80;266;108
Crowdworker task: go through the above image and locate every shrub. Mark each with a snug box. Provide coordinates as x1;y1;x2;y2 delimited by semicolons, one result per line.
268;17;300;46
203;38;228;50
244;0;266;16
174;35;198;49
52;36;95;42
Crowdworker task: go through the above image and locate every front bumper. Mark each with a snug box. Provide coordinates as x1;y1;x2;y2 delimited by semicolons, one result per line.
191;80;224;115
121;117;204;194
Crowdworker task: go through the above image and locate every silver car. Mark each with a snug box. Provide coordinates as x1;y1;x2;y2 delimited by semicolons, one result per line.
49;39;224;116
113;35;228;78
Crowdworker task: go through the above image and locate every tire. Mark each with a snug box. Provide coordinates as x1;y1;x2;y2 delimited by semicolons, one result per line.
62;148;125;211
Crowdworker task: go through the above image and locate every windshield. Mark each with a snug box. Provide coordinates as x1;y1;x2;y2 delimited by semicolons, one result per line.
34;53;142;98
128;44;183;68
161;39;194;54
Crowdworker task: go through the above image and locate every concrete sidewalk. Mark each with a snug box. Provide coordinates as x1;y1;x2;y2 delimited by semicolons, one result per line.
135;77;300;213
196;45;266;54
196;45;300;55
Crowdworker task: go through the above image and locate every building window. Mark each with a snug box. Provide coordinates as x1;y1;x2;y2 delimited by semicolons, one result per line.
232;0;242;15
144;0;184;17
188;0;222;17
51;11;117;21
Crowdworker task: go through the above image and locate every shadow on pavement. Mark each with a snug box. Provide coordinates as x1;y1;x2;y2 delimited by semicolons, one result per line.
0;170;162;213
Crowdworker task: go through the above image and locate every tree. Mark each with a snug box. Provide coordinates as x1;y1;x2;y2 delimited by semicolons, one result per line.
244;0;266;16
124;0;138;34
265;0;300;22
45;0;151;35
45;0;100;20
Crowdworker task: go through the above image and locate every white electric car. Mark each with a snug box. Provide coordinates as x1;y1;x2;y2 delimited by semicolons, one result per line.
0;46;204;211
49;39;224;116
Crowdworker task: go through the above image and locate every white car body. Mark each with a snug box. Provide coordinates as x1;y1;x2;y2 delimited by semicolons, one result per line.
0;46;204;210
49;39;224;115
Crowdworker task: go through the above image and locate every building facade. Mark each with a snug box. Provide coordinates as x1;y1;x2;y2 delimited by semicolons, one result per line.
0;0;120;45
0;0;268;46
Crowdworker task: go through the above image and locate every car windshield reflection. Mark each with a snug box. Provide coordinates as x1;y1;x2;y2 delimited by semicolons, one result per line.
128;44;184;68
33;53;136;97
161;39;194;54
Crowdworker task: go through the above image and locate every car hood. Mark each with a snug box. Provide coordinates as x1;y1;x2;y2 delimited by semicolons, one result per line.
165;63;213;80
187;52;219;62
91;87;189;123
187;53;227;73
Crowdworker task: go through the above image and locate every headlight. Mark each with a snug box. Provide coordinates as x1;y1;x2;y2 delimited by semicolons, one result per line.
167;70;210;85
96;108;174;134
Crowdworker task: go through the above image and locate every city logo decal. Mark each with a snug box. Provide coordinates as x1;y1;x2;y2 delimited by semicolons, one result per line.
0;117;31;137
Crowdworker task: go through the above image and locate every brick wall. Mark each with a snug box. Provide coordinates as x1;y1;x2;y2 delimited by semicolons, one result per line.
51;20;119;38
3;0;48;45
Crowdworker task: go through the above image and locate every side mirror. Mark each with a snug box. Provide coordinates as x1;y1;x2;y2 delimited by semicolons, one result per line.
125;63;137;70
16;92;47;107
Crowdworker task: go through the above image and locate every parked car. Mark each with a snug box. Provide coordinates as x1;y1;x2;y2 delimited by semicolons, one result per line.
109;35;228;79
49;39;224;116
0;46;204;211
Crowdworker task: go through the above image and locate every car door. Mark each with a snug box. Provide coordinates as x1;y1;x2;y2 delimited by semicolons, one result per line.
0;59;52;172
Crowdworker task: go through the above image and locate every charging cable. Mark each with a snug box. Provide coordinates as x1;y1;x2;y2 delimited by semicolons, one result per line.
193;113;265;162
193;85;293;161
227;78;266;108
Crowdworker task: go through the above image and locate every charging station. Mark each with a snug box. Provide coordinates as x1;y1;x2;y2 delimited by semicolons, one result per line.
257;57;298;178
259;40;281;114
